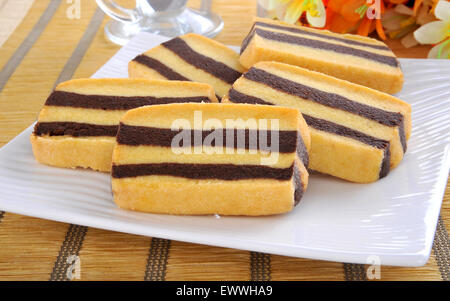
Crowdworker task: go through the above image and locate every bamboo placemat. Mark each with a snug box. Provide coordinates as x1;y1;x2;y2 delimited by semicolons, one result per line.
0;0;448;281
0;0;34;48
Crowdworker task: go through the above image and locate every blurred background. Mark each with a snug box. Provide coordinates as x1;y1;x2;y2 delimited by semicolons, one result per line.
1;0;444;57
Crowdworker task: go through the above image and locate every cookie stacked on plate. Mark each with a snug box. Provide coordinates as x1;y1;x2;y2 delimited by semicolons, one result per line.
31;21;411;216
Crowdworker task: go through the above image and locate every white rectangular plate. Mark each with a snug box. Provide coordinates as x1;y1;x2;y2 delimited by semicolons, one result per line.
0;33;449;266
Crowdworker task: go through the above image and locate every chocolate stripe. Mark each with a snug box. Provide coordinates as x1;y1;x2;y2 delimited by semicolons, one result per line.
133;55;190;81
296;132;309;168
379;146;391;179
117;124;298;153
253;28;398;67
240;25;256;54
244;68;404;128
303;114;389;150
45;91;211;110
399;119;407;153
112;163;294;180
34;122;118;137
255;22;390;51
228;88;273;105
162;37;242;84
293;163;304;205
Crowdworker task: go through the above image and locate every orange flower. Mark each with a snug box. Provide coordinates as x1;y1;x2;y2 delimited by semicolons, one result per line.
326;0;387;39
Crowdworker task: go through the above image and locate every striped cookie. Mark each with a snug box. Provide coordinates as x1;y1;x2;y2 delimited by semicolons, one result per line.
240;18;403;94
31;78;218;172
222;61;411;183
128;33;246;99
111;103;310;216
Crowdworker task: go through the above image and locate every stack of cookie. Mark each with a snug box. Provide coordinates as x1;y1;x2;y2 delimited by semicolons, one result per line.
31;18;411;216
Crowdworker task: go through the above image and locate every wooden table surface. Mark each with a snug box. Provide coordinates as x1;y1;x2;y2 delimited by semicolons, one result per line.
0;0;448;281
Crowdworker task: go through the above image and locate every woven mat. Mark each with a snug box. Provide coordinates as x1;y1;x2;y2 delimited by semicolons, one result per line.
0;0;448;281
0;0;34;48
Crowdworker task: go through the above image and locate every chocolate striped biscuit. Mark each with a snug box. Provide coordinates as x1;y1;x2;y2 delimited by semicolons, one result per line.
128;33;246;99
111;103;310;216
222;61;411;183
240;18;403;94
31;78;218;172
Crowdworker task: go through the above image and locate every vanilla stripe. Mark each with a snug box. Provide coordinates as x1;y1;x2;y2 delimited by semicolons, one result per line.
228;88;272;105
113;145;295;168
38;106;126;125
133;55;189;81
252;28;398;67
254;22;389;51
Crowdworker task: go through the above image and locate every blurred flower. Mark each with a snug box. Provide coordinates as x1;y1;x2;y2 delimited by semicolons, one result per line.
287;0;326;27
327;0;387;39
414;0;450;58
258;0;449;58
259;0;327;27
381;4;419;47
